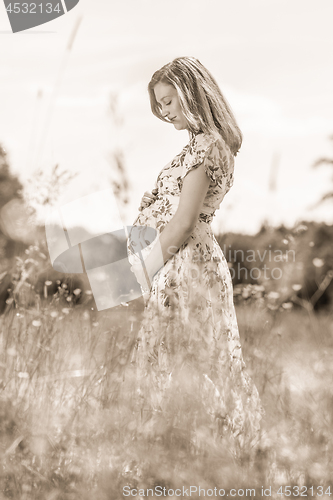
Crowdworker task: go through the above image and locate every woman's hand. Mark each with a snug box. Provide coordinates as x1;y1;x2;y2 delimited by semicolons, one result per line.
129;235;164;295
138;188;158;211
130;257;151;294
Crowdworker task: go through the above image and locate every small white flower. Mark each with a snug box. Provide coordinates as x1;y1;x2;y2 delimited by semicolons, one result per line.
282;302;293;309
267;291;280;300
292;284;302;291
312;258;324;268
62;308;70;314
309;241;315;247
32;320;42;327
50;311;58;318
73;288;81;296
85;290;93;295
44;280;52;286
282;239;289;245
267;303;279;310
294;224;308;234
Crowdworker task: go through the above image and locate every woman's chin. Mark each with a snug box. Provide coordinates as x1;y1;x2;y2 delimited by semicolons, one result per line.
173;122;185;131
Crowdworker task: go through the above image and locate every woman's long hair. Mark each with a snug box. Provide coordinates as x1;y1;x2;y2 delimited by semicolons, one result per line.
148;57;242;156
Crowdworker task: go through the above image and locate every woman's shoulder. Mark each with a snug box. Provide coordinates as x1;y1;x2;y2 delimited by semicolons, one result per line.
188;131;230;158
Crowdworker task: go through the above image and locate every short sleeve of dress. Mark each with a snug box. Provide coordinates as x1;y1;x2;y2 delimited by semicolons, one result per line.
180;133;233;190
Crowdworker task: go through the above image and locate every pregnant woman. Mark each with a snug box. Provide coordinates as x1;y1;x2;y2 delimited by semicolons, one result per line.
127;57;264;459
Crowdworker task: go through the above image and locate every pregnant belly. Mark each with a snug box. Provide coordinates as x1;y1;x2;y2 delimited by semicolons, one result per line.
127;199;173;267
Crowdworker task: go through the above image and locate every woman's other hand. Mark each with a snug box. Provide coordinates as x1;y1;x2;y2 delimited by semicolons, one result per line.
138;188;158;211
130;258;151;294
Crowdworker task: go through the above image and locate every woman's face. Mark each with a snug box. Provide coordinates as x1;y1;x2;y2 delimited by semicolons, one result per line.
153;81;189;131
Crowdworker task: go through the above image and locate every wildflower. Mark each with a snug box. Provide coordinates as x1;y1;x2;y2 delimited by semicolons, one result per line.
292;284;302;291
32;320;42;327
267;303;279;310
312;258;324;268
267;291;280;300
45;280;52;286
50;311;58;318
73;288;81;296
309;241;315;247
294;224;308;234
281;302;293;309
92;322;99;327
66;296;72;302
62;308;70;314
61;283;68;289
253;348;265;359
18;372;29;379
282;239;288;245
85;290;93;295
5;298;14;305
310;462;326;482
83;311;90;320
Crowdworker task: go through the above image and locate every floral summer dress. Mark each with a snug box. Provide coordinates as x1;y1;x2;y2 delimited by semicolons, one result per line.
127;132;264;457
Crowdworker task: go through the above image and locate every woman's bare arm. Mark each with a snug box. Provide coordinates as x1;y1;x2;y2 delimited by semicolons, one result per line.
144;162;211;281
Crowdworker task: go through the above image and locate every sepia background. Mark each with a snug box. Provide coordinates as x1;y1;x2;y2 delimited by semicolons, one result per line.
1;0;333;234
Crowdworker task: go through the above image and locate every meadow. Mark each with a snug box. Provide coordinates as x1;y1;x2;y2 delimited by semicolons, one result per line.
0;231;332;499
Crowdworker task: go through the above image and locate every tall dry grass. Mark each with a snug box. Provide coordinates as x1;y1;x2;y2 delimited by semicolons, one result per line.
1;247;333;499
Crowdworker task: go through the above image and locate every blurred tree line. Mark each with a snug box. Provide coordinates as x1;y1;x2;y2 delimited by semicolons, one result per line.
0;144;26;264
0;134;333;313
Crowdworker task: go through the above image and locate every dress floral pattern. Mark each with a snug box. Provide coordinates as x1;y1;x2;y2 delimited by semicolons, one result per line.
127;132;264;457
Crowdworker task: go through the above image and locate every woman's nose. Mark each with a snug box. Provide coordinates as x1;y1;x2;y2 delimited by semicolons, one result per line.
161;107;169;118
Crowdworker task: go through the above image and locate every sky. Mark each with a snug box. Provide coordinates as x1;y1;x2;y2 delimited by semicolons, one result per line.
1;0;333;236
